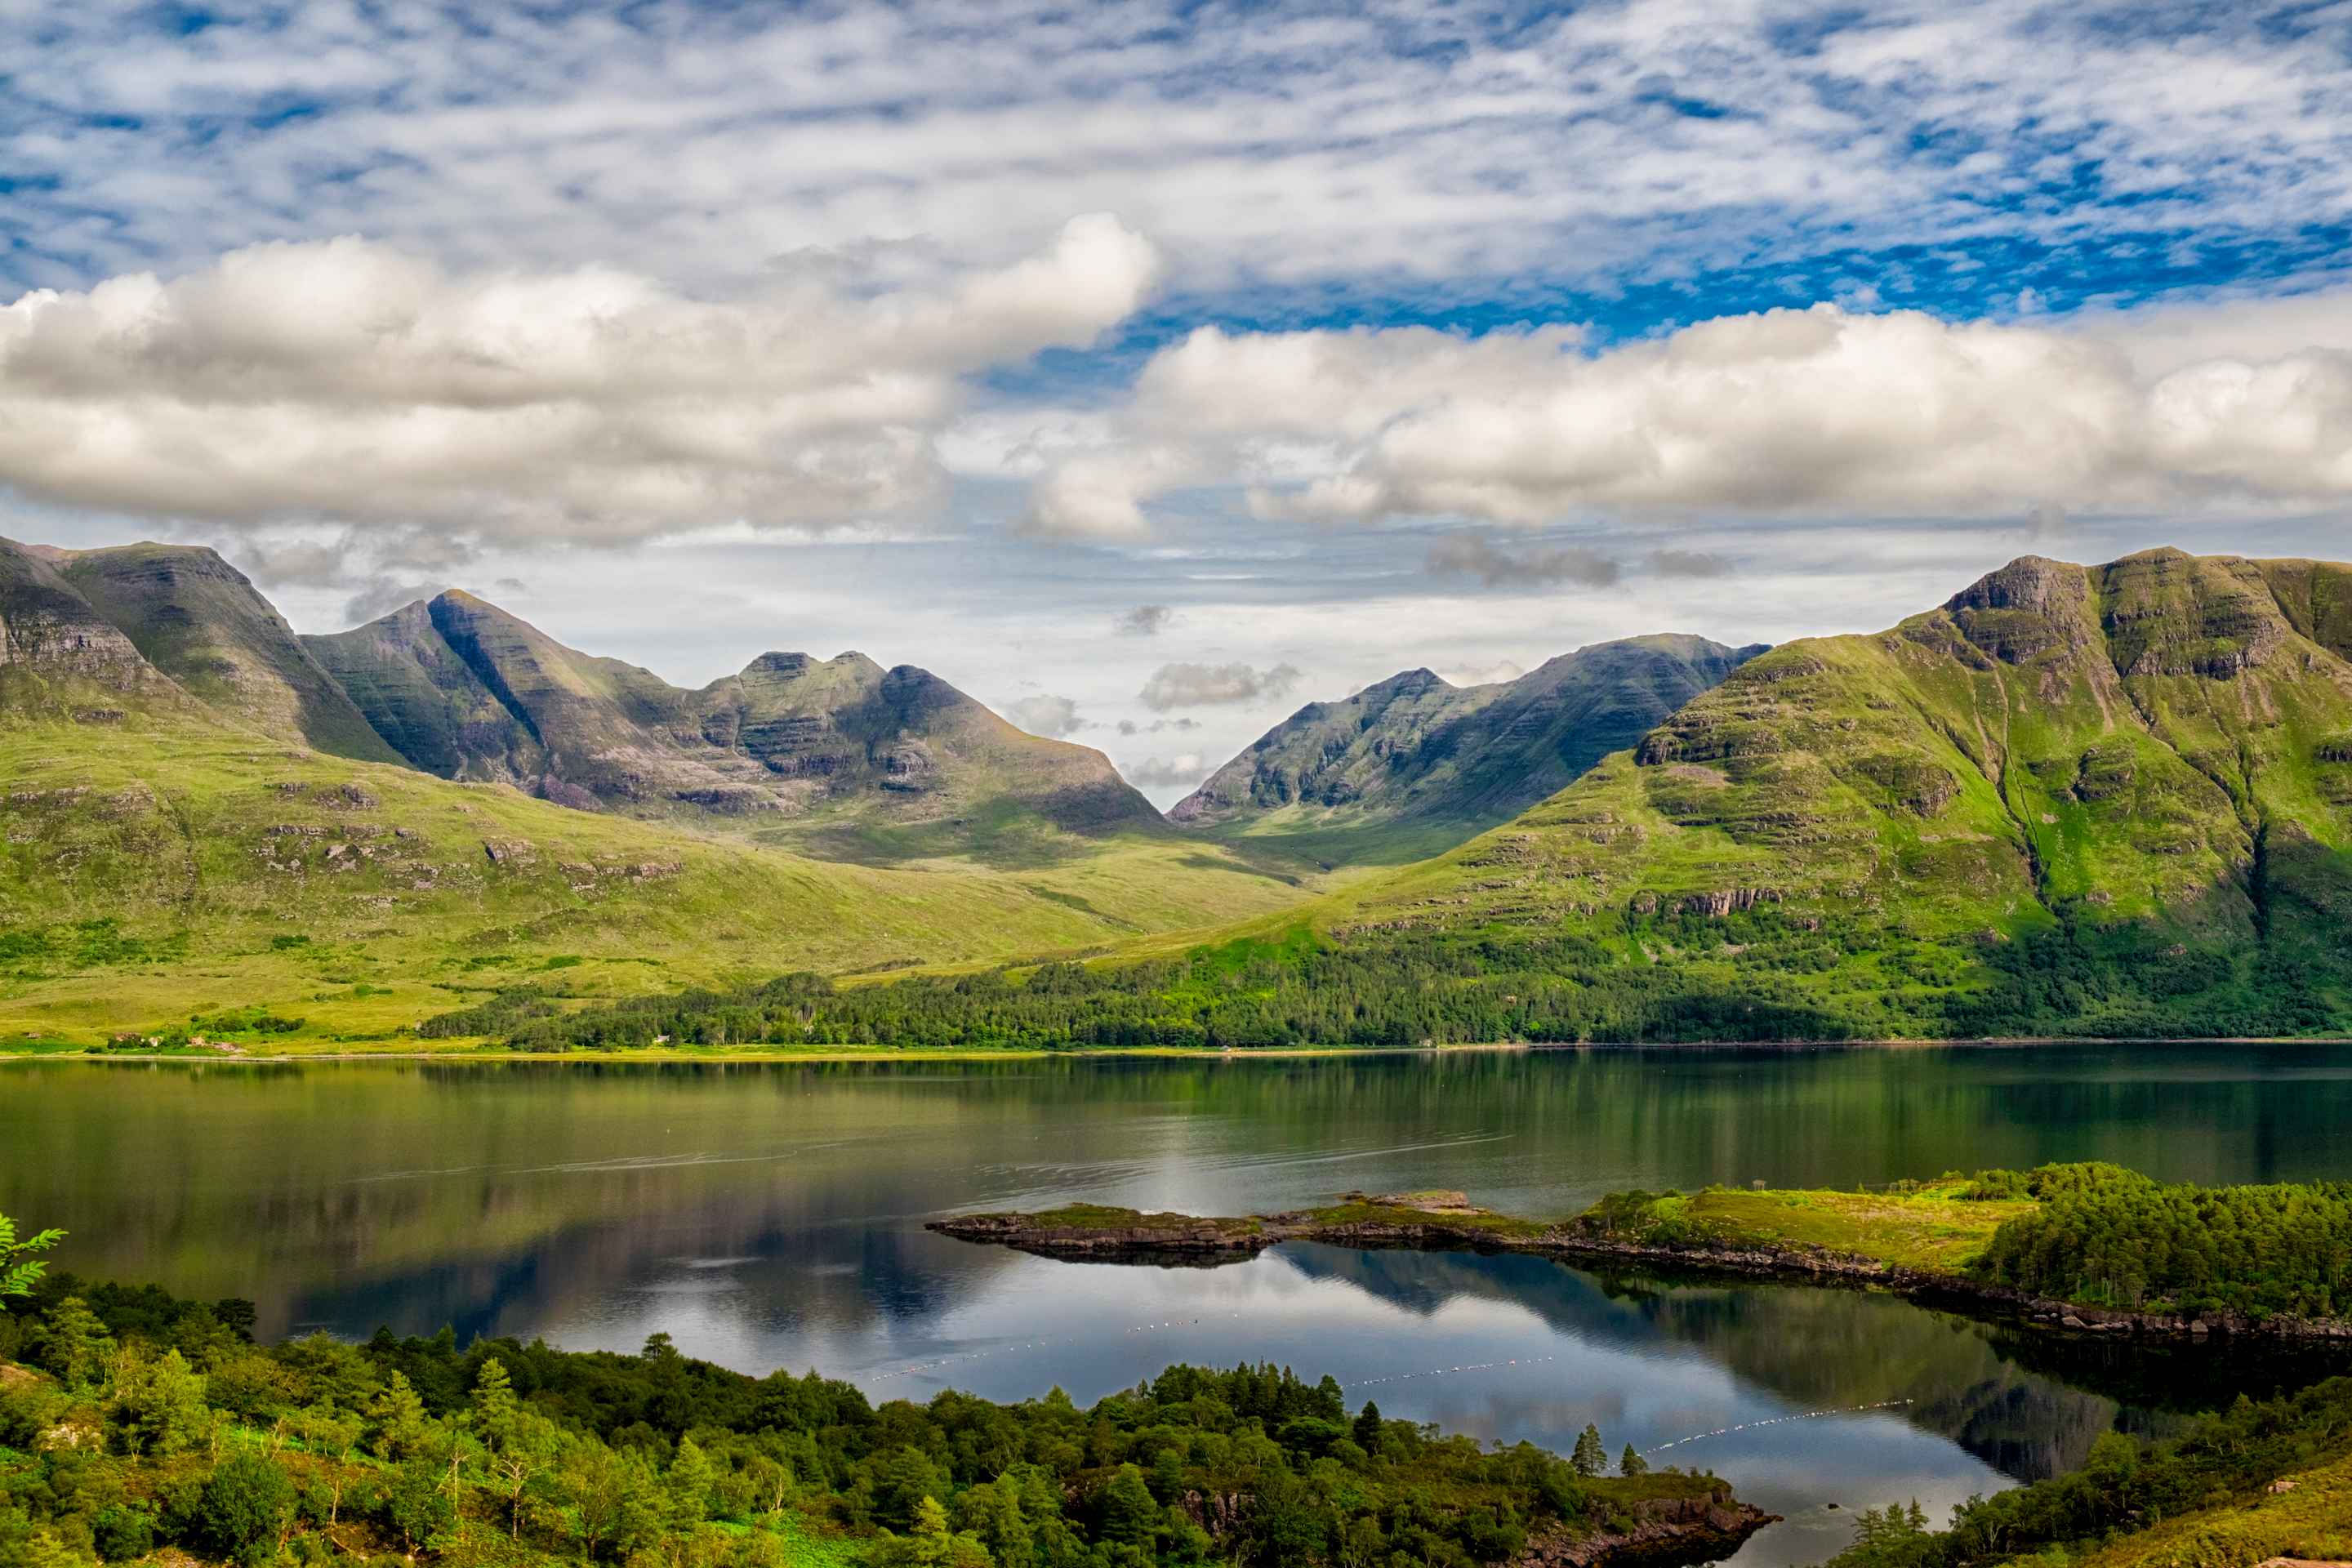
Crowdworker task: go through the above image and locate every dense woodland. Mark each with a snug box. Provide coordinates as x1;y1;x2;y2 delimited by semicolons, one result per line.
1967;1167;2352;1321
0;1263;1725;1568
433;906;2349;1057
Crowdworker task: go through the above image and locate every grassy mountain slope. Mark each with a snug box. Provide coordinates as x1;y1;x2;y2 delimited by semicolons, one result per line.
0;543;1311;1043
45;541;405;765
1172;635;1763;866
306;590;1165;865
0;710;1307;1045
1321;550;2352;1036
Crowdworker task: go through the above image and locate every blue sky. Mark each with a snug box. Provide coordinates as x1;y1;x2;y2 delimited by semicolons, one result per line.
6;0;2352;800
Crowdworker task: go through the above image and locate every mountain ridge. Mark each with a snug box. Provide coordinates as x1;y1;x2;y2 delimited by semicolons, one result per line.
305;586;1165;858
1172;633;1766;862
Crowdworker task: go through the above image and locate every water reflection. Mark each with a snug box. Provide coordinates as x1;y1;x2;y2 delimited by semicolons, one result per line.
7;1049;2352;1568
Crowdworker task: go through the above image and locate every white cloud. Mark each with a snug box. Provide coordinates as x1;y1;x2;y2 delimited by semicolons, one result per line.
1122;753;1207;791
1436;659;1526;688
1003;692;1085;739
0;217;1157;543
1138;661;1303;711
1023;297;2352;533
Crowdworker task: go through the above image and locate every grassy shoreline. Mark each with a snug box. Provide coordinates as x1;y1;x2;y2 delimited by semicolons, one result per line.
7;1033;2350;1065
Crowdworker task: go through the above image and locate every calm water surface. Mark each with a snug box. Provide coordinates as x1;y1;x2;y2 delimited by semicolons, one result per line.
6;1045;2349;1566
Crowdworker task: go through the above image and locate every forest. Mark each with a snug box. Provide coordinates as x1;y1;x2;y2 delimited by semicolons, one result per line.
433;906;2347;1057
0;1258;1734;1567
1967;1166;2352;1321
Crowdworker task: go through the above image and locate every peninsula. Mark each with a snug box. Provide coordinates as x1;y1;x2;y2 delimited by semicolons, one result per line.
930;1165;2352;1345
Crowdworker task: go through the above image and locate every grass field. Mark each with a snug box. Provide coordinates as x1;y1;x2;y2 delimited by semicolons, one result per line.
1664;1184;2035;1270
0;712;1316;1048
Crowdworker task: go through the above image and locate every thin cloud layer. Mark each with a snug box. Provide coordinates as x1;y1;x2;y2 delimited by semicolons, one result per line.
1426;535;1622;589
13;1;2352;310
0;218;1157;541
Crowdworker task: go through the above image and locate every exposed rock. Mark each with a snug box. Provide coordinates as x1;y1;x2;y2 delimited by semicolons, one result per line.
1513;1494;1778;1568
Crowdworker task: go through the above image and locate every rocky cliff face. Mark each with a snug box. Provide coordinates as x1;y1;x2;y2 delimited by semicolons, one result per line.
307;589;1164;850
1173;635;1764;854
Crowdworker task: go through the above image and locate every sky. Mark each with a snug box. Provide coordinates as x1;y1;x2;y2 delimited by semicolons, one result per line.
6;1;2352;804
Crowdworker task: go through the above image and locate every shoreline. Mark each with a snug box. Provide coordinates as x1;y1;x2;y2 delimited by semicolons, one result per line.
7;1033;2351;1066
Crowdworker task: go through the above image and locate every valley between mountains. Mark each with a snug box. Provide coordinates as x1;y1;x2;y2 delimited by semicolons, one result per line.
2;537;2349;1049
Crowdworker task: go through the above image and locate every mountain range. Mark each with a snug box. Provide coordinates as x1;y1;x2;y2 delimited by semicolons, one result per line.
6;538;2349;1043
1315;547;2352;1036
305;587;1162;861
1170;635;1764;862
0;536;1311;1041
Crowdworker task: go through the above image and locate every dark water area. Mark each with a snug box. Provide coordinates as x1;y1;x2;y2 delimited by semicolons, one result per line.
6;1044;2348;1566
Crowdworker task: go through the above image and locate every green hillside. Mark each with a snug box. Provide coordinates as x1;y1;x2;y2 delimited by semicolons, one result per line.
1172;635;1763;866
0;540;1312;1045
504;550;2352;1050
1318;549;2352;1036
0;710;1307;1045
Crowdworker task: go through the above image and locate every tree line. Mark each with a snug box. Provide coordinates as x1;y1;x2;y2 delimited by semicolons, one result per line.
430;896;2352;1056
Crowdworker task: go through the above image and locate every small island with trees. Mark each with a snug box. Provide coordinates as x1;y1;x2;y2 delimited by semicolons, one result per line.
930;1164;2352;1343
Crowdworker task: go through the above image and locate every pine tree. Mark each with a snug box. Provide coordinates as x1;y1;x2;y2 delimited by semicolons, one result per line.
1620;1444;1649;1477
1572;1423;1607;1477
369;1370;430;1461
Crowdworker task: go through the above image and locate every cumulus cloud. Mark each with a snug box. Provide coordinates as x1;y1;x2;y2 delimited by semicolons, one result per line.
1004;692;1085;739
1647;550;1735;579
1138;662;1303;711
1426;534;1621;589
1114;604;1175;636
1122;754;1207;791
0;217;1158;544
1116;717;1200;736
1027;301;2352;535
